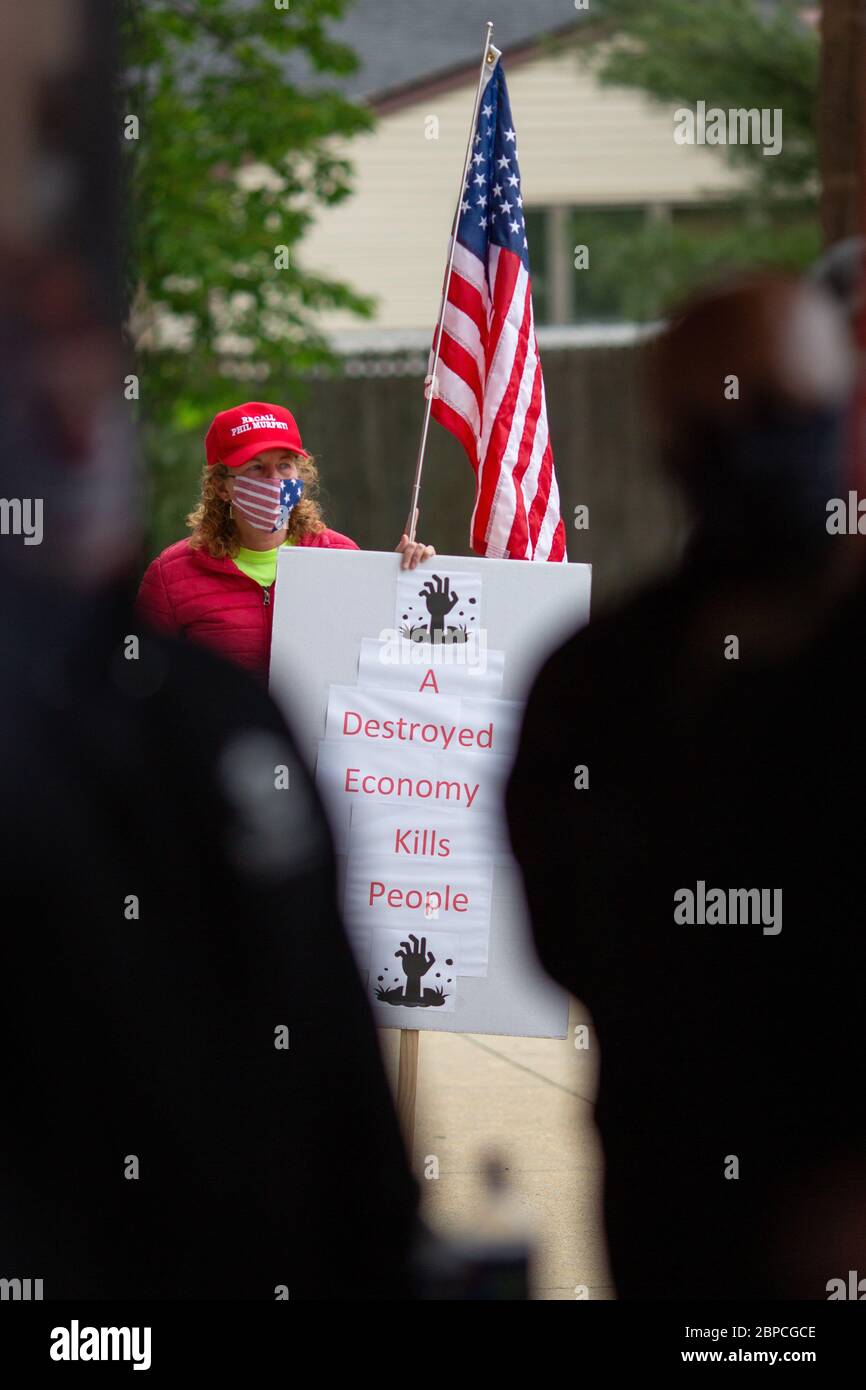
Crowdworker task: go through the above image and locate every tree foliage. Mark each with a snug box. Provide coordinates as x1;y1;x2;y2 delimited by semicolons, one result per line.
589;0;819;194
121;0;374;547
556;1;822;322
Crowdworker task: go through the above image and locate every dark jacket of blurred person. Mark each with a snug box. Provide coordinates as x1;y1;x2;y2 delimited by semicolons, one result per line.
505;274;866;1299
0;259;417;1301
0;0;417;1302
0;572;418;1299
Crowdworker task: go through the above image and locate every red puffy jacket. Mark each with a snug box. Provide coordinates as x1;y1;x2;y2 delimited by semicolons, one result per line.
135;529;359;682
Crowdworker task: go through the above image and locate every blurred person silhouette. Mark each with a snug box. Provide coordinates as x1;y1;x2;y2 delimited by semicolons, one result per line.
505;271;866;1299
812;235;866;497
0;0;416;1299
811;235;865;327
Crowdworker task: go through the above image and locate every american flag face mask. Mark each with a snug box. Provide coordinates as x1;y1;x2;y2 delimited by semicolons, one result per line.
231;475;305;532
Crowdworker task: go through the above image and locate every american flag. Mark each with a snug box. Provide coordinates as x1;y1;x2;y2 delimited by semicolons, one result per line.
430;56;567;562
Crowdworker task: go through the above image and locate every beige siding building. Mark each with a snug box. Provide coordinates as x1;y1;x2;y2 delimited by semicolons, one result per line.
298;35;745;341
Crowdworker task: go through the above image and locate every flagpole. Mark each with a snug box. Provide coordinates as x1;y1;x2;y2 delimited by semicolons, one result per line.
404;20;499;543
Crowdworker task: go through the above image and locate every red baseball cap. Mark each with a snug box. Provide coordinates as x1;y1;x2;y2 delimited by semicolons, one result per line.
205;401;310;470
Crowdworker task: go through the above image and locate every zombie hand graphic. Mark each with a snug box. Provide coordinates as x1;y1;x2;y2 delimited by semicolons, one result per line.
418;573;459;637
396;934;435;1004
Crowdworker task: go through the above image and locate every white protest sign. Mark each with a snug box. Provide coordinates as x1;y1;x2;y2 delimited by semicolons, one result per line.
341;800;500;976
394;567;483;641
346;802;498;864
344;853;494;976
369;927;460;1015
357;636;505;696
313;737;511;853
269;549;591;1039
461;695;523;754
325;683;522;758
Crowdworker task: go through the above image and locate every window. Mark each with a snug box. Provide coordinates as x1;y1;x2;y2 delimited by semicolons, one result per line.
525;201;818;325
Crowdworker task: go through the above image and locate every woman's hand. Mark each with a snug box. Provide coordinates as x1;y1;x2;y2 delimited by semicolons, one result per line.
395;508;436;570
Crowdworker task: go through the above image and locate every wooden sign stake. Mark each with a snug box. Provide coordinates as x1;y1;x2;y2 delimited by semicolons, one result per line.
396;1028;420;1157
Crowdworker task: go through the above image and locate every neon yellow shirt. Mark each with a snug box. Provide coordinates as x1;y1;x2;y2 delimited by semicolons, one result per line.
232;537;297;587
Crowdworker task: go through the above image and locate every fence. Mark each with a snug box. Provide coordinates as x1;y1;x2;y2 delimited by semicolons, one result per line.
298;336;686;617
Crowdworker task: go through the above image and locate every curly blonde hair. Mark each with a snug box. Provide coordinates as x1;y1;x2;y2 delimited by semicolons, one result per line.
187;454;327;558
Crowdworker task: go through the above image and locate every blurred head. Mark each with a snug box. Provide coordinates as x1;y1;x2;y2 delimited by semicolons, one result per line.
810;237;865;326
812;239;866;498
649;272;855;557
0;251;140;590
0;0;139;596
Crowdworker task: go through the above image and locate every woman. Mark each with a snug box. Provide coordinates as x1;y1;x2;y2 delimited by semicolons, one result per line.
136;401;435;681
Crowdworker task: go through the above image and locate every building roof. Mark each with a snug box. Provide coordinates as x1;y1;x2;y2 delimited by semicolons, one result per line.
287;0;588;104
